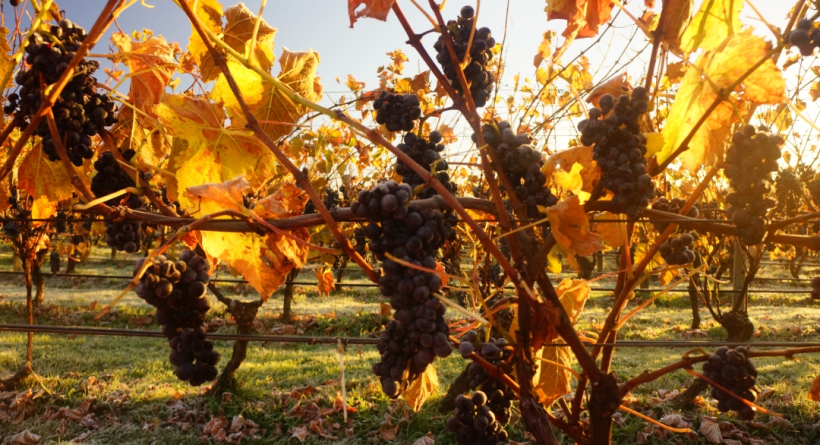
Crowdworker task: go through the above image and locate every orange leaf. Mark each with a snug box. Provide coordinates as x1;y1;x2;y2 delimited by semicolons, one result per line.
546;196;603;271
547;0;615;39
254;183;308;218
348;0;396;28
315;267;335;297
543;145;600;193
18;144;76;219
435;262;450;288
111;33;176;127
183;175;249;215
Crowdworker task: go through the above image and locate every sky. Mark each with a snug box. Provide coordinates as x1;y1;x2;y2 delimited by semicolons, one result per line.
2;0;802;155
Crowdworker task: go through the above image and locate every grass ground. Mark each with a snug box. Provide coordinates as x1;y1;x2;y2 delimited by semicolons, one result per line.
1;244;820;444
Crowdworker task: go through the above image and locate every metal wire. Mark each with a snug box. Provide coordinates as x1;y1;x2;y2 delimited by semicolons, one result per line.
1;324;818;348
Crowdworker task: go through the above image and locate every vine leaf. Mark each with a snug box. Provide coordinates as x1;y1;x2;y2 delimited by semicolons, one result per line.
185;0;224;82
533;278;589;404
533;31;556;68
183;175;248;215
315;267;335;297
594;212;626;250
253;183;309;218
153;93;277;210
0;27;14;90
213;48;323;143
698;416;723;444
658;0;694;51
679;0;741;54
190;177;309;300
546;0;615;39
543;145;600;193
223;3;277;72
545;196;604;271
553;162;590;204
658;30;786;172
402;364;438;412
111;33;177;127
348;0;396;28
18;144;78;218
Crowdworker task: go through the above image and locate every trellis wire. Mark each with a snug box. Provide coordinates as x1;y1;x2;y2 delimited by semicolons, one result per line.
1;323;818;349
0;270;811;293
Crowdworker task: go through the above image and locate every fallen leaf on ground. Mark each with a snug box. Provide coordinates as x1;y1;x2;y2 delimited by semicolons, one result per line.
11;430;41;444
698;416;722;444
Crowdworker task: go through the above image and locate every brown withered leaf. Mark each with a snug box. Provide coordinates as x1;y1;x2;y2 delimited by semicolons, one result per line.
379;417;399;441
111;33;176;127
291;425;308;442
348;0;396;28
18;143;76;219
10;430;40;444
402;365;438;412
659;0;694;50
546;196;604;271
698;416;722;444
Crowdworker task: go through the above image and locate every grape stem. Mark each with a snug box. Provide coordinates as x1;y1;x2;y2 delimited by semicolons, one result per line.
43;108;101;205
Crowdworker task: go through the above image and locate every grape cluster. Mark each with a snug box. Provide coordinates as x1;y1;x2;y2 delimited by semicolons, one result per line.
651;197;699;231
6;19;118;166
395;132;457;199
724;126;781;245
445;391;510;445
104;220;141;254
50;250;60;274
303;187;344;215
2;209;30;238
578;88;654;218
134;250;219;386
353;181;455;397
811;277;820;299
475;121;558;217
91;150;143;208
374;91;422;132
788;19;820;57
434;6;496;107
702;346;757;420
658;233;696;265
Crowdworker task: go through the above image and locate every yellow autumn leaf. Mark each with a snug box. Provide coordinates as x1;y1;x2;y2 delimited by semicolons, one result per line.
556;278;590;323
153;93;277;211
546;196;604;271
644;132;664;158
0;27;14;89
402;364;438;412
17;144;76;219
223;3;276;70
212;48;323;144
554;162;590;204
543;145;600;193
200;228;309;301
186;0;224;82
659;30;786;172
315;267;335;297
534;343;573;406
679;0;742;54
547;248;562;274
533;31;556;68
348;0;396;28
